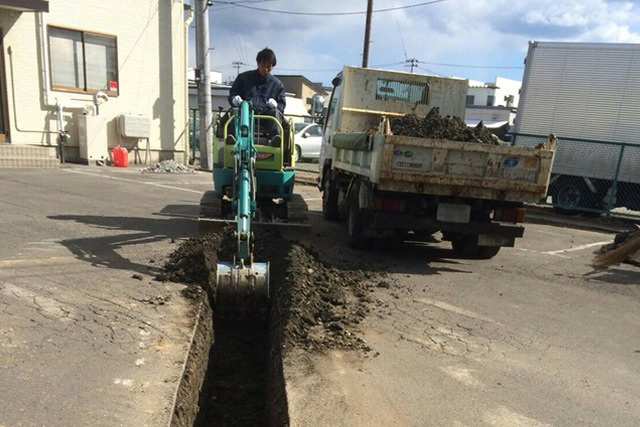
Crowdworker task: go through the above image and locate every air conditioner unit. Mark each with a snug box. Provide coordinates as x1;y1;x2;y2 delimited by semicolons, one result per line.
118;114;150;138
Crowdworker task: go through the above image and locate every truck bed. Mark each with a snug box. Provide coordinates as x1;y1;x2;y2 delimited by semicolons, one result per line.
332;131;555;204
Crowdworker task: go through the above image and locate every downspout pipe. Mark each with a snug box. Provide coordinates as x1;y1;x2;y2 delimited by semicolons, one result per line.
38;11;53;108
183;3;194;165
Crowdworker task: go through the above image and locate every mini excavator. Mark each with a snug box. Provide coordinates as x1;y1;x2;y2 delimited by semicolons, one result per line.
199;100;308;317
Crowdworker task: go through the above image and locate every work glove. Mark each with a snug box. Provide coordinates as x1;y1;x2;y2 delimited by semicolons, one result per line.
231;95;243;107
267;98;278;109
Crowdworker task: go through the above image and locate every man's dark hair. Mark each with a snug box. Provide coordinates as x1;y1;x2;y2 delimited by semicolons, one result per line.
256;48;277;66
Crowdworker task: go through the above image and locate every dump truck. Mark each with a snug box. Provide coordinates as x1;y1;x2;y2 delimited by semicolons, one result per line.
318;66;555;258
513;41;640;213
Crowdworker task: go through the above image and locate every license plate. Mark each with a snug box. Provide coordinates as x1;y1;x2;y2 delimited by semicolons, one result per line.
478;234;515;247
437;203;470;223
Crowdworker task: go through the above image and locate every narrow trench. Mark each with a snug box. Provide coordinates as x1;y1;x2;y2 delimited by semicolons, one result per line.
192;292;289;427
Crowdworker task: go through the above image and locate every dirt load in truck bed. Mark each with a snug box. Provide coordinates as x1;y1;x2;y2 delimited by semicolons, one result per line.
390;107;503;145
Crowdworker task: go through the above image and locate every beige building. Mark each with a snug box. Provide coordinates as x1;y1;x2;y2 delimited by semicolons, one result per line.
0;0;189;167
274;75;327;113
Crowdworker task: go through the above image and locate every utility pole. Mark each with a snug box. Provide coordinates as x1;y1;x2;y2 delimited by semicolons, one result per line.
362;0;373;67
196;0;213;170
232;61;246;78
405;58;418;73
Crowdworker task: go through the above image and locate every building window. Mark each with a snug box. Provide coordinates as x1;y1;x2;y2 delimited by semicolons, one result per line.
466;95;475;105
48;26;118;96
486;95;495;106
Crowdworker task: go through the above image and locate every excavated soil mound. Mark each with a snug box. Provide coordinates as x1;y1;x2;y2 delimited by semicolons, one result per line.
390;107;503;144
160;226;383;352
160;226;388;426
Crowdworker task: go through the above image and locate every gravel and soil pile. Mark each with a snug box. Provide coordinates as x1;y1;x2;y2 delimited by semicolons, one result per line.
141;160;197;174
390;107;503;144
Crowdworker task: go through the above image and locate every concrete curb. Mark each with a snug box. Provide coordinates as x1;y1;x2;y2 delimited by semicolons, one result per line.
168;290;214;427
525;205;640;234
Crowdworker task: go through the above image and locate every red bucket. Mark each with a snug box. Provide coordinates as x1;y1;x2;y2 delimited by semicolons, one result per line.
112;146;128;168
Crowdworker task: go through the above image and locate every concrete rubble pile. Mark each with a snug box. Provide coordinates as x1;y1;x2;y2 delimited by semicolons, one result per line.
389;107;504;145
141;160;196;174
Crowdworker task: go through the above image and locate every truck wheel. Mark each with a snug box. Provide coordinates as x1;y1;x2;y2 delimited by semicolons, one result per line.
477;246;501;259
347;182;372;250
451;236;501;259
322;174;340;220
550;177;600;215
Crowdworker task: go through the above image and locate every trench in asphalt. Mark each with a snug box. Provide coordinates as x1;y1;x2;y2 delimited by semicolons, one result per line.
172;282;288;427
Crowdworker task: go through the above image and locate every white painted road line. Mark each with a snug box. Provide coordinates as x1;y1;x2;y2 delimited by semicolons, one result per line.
62;169;203;194
484;405;553;427
542;241;612;255
0;256;76;267
414;298;498;324
514;248;570;259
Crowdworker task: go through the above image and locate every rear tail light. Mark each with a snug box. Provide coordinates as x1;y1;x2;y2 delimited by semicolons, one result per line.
495;207;526;223
374;197;404;213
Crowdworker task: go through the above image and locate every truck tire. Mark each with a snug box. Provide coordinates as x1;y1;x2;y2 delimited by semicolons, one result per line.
550;176;602;215
347;182;372;250
451;236;501;259
322;174;340;221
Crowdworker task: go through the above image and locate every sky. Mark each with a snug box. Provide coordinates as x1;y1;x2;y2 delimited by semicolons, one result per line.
188;0;640;87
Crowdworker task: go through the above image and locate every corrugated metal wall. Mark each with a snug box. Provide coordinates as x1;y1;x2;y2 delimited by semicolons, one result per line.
515;42;640;183
517;42;640;144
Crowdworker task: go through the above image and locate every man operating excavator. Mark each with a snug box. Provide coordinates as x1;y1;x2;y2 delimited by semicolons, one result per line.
228;47;286;146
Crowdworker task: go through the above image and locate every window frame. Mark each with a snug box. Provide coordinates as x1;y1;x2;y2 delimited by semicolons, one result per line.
47;25;119;97
486;95;495;106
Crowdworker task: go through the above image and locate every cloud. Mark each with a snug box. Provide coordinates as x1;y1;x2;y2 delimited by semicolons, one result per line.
191;0;640;86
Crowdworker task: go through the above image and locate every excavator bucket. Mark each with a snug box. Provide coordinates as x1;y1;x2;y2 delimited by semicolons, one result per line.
216;261;270;320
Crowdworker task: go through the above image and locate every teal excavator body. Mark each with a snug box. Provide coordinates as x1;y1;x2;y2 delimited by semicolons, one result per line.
199;100;307;318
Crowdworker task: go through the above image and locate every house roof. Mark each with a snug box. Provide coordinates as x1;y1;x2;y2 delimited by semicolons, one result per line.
0;0;49;12
274;74;327;95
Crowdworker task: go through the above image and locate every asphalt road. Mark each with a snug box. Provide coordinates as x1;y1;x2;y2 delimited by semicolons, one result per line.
288;184;640;427
1;163;638;427
0;165;213;427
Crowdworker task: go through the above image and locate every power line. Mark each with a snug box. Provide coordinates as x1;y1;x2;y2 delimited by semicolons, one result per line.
393;58;524;70
415;65;445;76
372;61;406;68
209;0;279;12
273;67;343;72
209;0;447;16
421;61;523;69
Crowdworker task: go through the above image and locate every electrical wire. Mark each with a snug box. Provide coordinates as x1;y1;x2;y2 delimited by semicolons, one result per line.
420;61;523;69
209;0;447;16
415;65;445;76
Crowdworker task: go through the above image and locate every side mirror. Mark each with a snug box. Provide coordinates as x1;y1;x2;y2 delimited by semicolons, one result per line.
303;132;310;138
